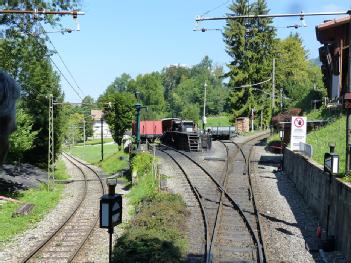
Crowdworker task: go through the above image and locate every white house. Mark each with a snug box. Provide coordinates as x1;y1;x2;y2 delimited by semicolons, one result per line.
91;109;112;139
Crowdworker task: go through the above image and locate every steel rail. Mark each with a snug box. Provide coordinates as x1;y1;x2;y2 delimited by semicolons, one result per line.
21;153;104;263
21;153;88;263
158;148;210;263
221;136;268;263
221;133;269;263
207;139;240;259
160;131;269;262
62;152;106;262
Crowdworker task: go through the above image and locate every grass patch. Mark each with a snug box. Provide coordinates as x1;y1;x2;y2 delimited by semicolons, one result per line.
268;132;280;143
0;162;67;245
342;176;351;183
205;114;231;127
55;160;70;180
0;160;68;247
113;152;188;262
66;143;129;175
0;185;63;245
307;115;345;173
66;143;119;164
75;138;114;146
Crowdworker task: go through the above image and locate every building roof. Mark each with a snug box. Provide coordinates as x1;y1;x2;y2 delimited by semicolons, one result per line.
91;109;103;120
316;15;350;44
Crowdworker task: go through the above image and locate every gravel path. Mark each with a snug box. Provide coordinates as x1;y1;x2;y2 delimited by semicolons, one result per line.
251;145;322;262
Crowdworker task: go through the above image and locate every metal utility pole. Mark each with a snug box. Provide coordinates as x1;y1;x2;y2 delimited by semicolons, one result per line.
135;103;142;149
101;118;104;161
48;94;55;191
202;82;207;131
83;118;86;147
346;20;351;172
251;109;255;131
272;58;276;112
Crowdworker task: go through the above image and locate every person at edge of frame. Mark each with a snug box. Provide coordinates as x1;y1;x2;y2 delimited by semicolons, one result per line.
0;70;20;168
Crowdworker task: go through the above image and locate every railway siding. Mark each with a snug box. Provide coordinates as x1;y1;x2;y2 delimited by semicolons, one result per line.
158;132;269;262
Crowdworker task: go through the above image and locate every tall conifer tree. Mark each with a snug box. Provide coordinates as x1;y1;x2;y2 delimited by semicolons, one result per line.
223;0;276;127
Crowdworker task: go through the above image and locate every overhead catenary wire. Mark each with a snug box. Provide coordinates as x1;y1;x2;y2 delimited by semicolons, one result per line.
39;23;85;97
201;0;230;16
232;77;272;89
48;56;83;100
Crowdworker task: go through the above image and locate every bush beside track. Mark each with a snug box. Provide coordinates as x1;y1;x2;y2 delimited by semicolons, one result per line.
112;152;189;263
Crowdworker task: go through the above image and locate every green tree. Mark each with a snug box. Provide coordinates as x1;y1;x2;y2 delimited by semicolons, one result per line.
0;1;81;38
0;1;81;166
81;96;95;139
102;92;136;146
65;112;84;145
8;106;38;163
275;34;324;110
169;57;228;120
161;65;190;113
223;0;276;127
133;73;166;120
98;73;132;104
0;36;65;166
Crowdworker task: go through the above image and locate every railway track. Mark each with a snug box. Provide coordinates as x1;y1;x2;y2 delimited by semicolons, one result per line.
159;132;269;262
21;152;105;263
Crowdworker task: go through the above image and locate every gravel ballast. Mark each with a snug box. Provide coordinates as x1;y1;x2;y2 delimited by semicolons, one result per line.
251;145;322;262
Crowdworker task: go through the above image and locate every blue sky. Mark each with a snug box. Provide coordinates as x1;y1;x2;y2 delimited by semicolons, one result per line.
47;1;351;102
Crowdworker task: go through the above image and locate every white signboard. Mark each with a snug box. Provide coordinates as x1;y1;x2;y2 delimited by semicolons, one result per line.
290;116;307;151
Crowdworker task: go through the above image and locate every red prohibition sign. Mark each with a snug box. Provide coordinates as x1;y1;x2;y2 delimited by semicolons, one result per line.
294;117;304;128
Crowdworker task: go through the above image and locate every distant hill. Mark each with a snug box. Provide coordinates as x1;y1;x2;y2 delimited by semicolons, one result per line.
310;57;321;67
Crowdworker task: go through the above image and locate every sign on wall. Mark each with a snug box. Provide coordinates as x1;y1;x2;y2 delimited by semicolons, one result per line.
290;116;307;151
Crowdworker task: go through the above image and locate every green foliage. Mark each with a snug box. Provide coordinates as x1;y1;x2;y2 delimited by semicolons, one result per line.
54;160;70;180
113;193;188;263
81;96;95;139
101;92;136;145
169;57;228;120
0;36;65;166
99;56;229;126
275;34;325;111
129;72;166;119
131;152;154;179
0;1;81;39
64;112;84;145
0;1;80;166
0;183;64;244
223;0;276;127
114;152;188;262
8;106;38;161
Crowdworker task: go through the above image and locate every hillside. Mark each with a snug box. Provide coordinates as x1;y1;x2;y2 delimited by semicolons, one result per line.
306;113;345;173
